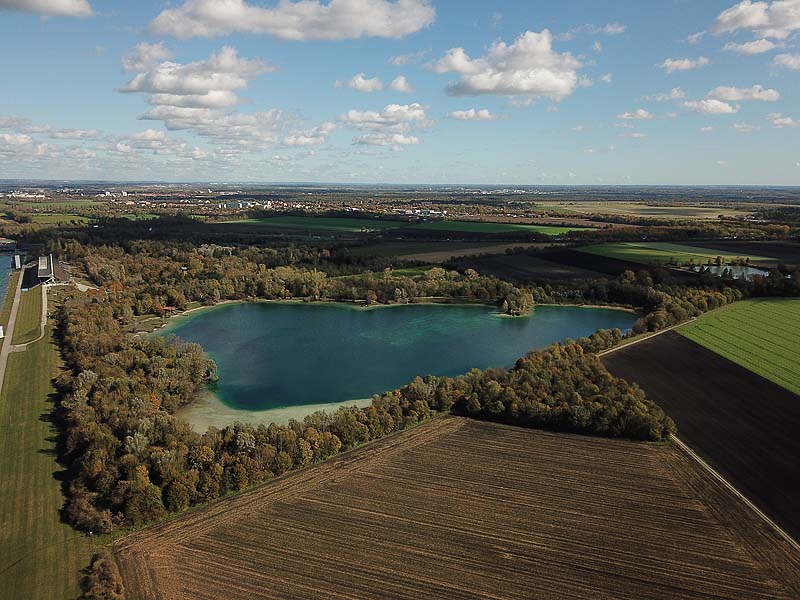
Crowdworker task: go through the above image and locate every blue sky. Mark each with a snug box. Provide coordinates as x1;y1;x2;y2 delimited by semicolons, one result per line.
1;0;799;184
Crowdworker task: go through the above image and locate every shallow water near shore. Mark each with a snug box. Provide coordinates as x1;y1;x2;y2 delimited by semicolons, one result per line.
164;302;637;429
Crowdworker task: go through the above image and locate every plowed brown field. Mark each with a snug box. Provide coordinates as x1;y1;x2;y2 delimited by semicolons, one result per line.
116;418;800;600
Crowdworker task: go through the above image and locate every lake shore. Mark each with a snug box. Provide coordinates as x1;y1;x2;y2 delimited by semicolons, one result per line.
175;389;373;430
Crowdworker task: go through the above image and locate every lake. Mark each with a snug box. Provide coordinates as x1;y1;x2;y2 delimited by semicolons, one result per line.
165;302;637;428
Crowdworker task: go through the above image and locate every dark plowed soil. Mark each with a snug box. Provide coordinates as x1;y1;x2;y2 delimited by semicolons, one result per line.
603;331;800;541
688;240;800;267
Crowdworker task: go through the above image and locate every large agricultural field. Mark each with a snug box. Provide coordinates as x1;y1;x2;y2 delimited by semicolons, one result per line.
115;417;800;600
579;241;774;266
222;215;584;237
535;201;754;219
603;330;800;542
408;220;585;235
679;298;800;396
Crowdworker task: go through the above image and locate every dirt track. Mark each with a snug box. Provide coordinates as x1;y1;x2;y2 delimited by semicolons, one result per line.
116;417;800;600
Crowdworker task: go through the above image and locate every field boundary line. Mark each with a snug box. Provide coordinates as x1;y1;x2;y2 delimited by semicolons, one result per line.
671;434;800;554
599;318;694;357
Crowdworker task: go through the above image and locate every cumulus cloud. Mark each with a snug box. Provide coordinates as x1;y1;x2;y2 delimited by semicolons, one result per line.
0;0;92;17
555;22;626;41
432;29;583;101
120;46;272;97
0;132;33;145
600;73;613;83
340;72;383;92
700;126;714;132
642;87;686;101
283;121;336;146
659;56;709;73
447;108;497;121
713;0;800;40
773;52;800;69
683;99;739;114
767;112;799;127
707;84;779;101
119;46;309;150
617;109;653;120
122;42;173;73
149;0;435;40
687;31;706;44
389;49;427;66
733;122;760;132
339;102;429;148
50;128;99;139
722;38;778;53
389;75;413;92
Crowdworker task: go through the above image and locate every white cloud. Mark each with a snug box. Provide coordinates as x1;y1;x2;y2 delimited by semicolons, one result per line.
707;84;780;101
432;29;583;101
122;42;173;73
643;87;686;101
121;46;272;97
773;52;800;69
389;75;413;93
593;41;603;53
601;73;612;83
722;38;777;53
0;116;32;131
0;0;92;17
733;122;760;132
150;0;435;40
120;47;294;149
717;160;728;165
619;132;648;139
353;132;420;147
713;0;800;40
617;108;653;120
683;99;739;114
447;108;497;121
343;73;383;92
50;128;99;139
0;133;32;145
659;56;709;73
700;126;714;132
571;125;584;132
767;112;799;128
687;31;706;44
339;102;429;148
283;121;336;145
556;22;626;40
389;49;427;66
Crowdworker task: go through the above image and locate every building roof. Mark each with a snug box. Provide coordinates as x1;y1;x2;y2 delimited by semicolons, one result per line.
38;255;52;279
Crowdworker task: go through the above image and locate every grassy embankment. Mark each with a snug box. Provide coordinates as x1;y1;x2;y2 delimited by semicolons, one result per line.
679;298;800;396
0;289;94;599
11;288;43;345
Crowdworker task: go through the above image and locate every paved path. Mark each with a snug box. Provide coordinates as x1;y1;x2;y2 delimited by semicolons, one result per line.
0;269;25;395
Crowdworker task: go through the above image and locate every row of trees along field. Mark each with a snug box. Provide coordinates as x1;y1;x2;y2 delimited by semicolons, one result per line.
57;286;673;533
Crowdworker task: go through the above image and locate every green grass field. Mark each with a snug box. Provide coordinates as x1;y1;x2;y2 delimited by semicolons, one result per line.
0;323;94;599
224;215;406;233
12;288;43;345
579;242;774;266
409;221;584;235
679;298;800;396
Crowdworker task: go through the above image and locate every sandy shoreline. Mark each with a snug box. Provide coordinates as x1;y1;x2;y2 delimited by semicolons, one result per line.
175;390;373;430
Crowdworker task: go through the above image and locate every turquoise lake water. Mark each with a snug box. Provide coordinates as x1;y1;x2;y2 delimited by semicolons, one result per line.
163;302;637;413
